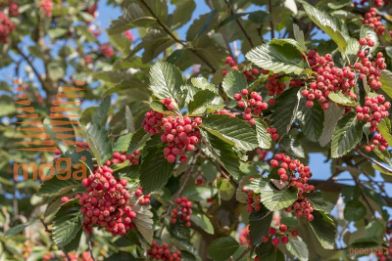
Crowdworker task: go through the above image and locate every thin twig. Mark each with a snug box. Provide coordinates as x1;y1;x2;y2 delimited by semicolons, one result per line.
225;0;254;48
139;0;216;73
268;0;275;39
40;218;71;261
87;236;96;261
13;45;47;91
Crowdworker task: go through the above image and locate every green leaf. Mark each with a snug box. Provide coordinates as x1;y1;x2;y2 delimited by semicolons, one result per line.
301;1;347;52
328;92;357;107
284;0;298;14
204;131;242;179
48;61;65;81
344;200;366;221
5;220;35;236
319;103;344;147
107;2;155;34
348;220;385;247
246;43;306;75
113;133;133;152
37;177;79;197
271;88;301;136
255;119;272;149
380;70;392;99
52;202;82;249
191;214;214;235
297;102;324;142
83;123;112;165
255;243;285;260
331;112;363;158
149;61;183;100
360;26;379;54
222;71;248;98
249;210;272;246
0;96;15;116
218;178;235;200
170;0;196;29
285;236;309;260
191;76;217;93
128;128;150;153
207;237;239;261
139;139;174;193
259;183;297;211
188;90;224;114
134;205;153;244
293;24;306;51
309;212;336;250
270;38;306;55
378;118;392;146
108;33;131;55
202;115;259;151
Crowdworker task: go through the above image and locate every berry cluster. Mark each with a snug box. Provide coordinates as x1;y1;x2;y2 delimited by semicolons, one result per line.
143;110;164;135
355;95;390;131
364;133;388;152
104;151;141;166
42;251;93;261
223;56;264;82
269;153;315;221
215;109;237;118
170;196;192;227
8;1;19;17
355;0;384;7
243;68;262;82
243;189;261;213
234;89;268;125
86;3;97;17
194;175;205;186
100;43;114;58
40;0;53;17
269;153;313;189
239;226;250;246
147;241;182;261
84;55;93;64
161;98;175;111
124;30;134;42
363;8;385;35
0;11;15;43
261;224;298;247
354;39;386;91
80;165;136;235
265;74;286;96
134;187;151;206
286;198;314;221
303;50;356;110
289;79;304;88
256;148;268;161
267;127;279;142
224;56;238;70
161;116;202;163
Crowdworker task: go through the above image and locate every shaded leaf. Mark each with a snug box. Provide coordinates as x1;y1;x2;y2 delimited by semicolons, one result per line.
331;112;363;158
208;237;239;261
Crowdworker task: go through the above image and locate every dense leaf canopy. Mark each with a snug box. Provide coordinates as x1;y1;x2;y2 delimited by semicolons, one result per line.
1;0;392;260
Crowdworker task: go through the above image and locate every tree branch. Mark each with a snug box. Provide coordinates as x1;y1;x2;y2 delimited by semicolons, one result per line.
225;0;255;48
309;179;392;206
139;0;217;73
268;0;275;39
13;45;48;92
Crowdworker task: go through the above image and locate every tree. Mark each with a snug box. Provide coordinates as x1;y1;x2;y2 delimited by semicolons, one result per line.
0;0;392;260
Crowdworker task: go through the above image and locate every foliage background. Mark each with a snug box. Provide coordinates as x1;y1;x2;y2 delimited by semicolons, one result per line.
0;0;392;260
